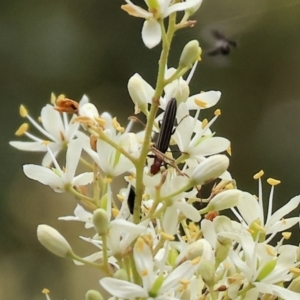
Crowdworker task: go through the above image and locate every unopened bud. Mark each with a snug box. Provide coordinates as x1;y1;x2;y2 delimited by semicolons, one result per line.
202;189;241;213
113;269;128;281
79;103;99;119
179;40;202;69
37;225;73;258
93;209;108;235
288;276;300;293
128;73;151;114
85;290;104;300
176;239;212;266
215;238;231;267
191;155;229;185
198;259;215;286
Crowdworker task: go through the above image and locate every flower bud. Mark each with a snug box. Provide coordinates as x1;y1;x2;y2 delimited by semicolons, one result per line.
128;74;151;114
85;290;104;300
288;276;300;293
215;238;231;267
204;189;241;213
179;40;202;69
93;209;108;235
79;103;99;119
191;155;229;185
113;269;128;281
198;259;215;286
37;225;72;258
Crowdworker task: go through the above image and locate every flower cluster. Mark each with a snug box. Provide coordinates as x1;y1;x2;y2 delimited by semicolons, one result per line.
10;1;300;300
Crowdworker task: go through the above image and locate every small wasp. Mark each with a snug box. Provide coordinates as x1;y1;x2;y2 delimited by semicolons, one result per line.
208;30;237;56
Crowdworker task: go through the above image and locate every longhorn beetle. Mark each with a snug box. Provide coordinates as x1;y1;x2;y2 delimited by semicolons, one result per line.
150;97;177;175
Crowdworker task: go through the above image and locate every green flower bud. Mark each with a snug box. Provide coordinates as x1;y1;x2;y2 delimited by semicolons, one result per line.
93;209;108;235
113;269;128;281
179;40;202;69
85;290;104;300
288;276;300;293
198;259;215;287
37;225;73;258
215;238;231;268
256;259;277;281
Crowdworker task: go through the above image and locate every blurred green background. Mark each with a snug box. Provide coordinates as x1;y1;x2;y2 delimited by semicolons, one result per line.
1;0;300;299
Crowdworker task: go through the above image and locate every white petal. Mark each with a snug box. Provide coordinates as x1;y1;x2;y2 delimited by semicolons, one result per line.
23;164;64;192
176;201;200;222
163;206;178;235
191;137;230;156
254;282;300;300
186;91;221;110
41;105;65;142
65;140;82;180
99;278;148;298
267;195;300;227
142;19;161;49
9;141;47;151
165;0;203;17
237;192;261;225
73;172;94;186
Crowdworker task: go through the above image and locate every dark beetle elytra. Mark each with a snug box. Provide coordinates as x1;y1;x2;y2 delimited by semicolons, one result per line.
150;98;177;175
127;186;136;214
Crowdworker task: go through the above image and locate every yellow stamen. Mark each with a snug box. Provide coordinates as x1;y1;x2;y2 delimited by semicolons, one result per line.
214;109;221;116
282;232;291;239
112;208;119;218
227;145;232;156
15;123;29;136
104;177;113;184
42;288;50;294
19;105;28;117
160;231;175;241
194;98;207;108
201;118;208;129
253;221;266;233
179;279;190;289
290;267;300;275
95;117;106;128
135;237;144;252
38;116;42;123
57;94;66;101
117;194;125;202
253;170;264;179
267;178;281;186
225;183;234;190
141;269;148;276
50;92;56;104
191;256;200;265
265;245;276;256
112;117;125;133
42;140;50;146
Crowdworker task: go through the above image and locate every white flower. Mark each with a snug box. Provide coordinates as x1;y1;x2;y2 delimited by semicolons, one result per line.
10;95;89;167
173;102;229;164
23;139;93;193
84;129;137;177
224;229;300;300
100;237;198;299
143;172;200;235
59;204;94;228
231;172;300;241
122;0;203;48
